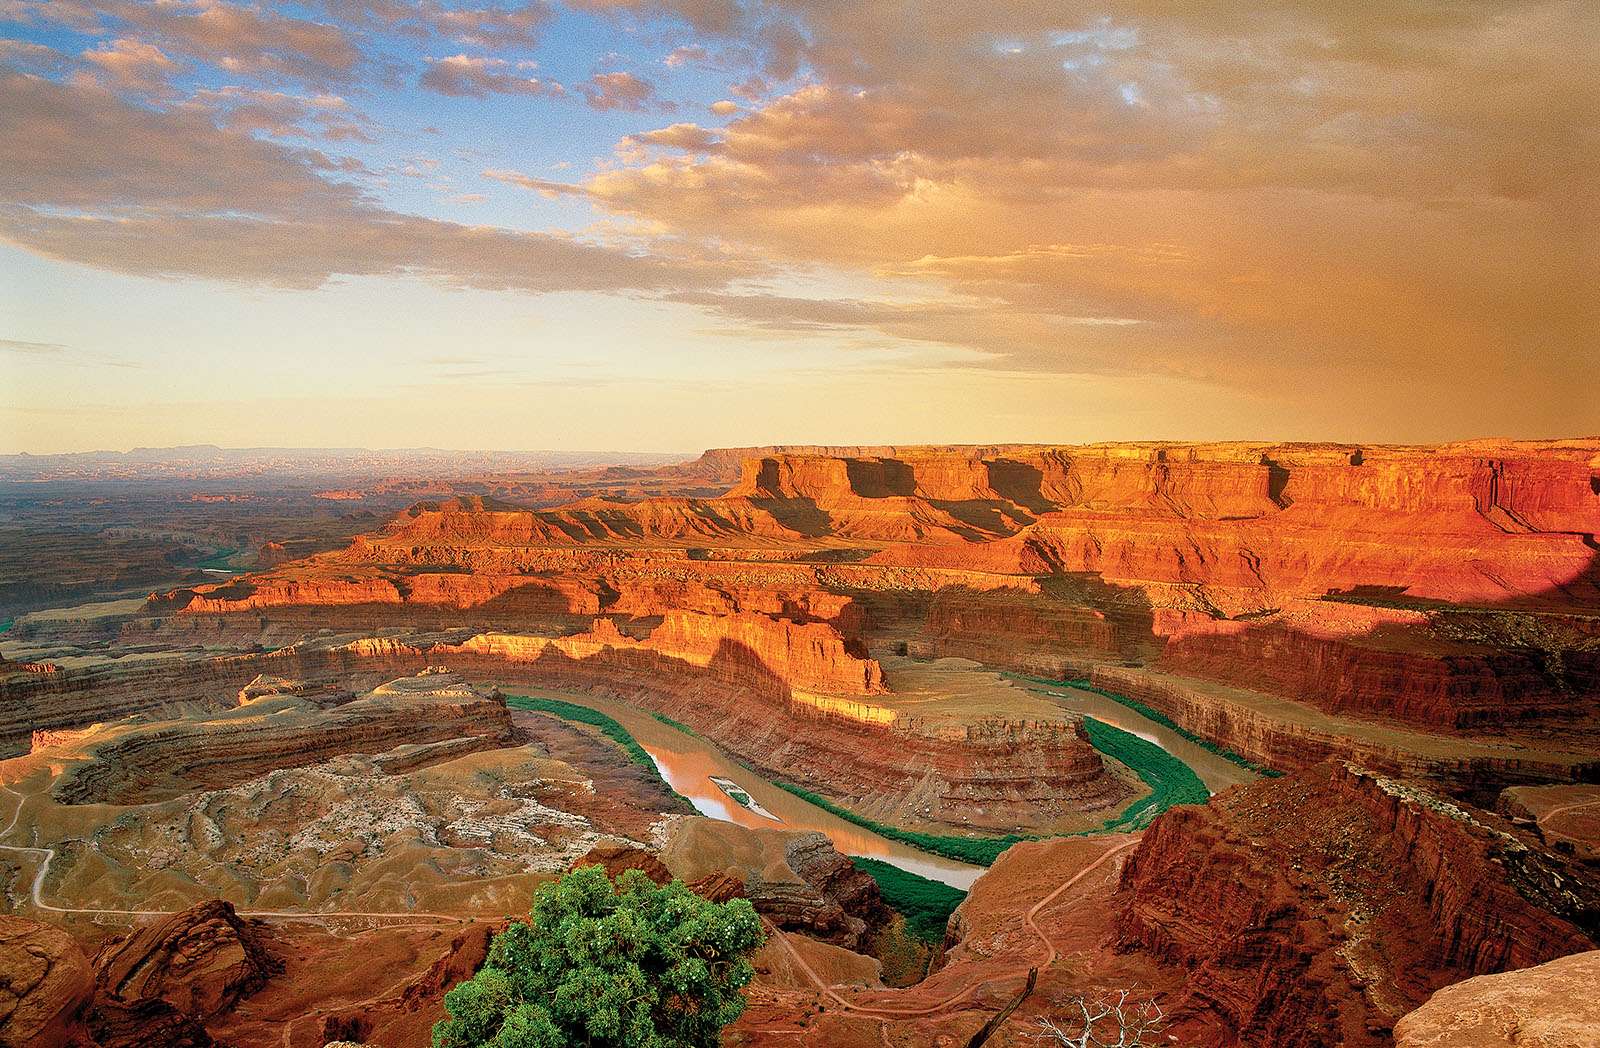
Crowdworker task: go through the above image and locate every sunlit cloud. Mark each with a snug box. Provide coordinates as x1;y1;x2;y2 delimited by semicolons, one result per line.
579;70;656;111
419;54;564;98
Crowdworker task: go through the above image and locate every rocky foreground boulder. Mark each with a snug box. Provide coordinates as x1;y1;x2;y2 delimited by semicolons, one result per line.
0;915;93;1047
1393;950;1600;1047
94;898;280;1020
0;901;280;1048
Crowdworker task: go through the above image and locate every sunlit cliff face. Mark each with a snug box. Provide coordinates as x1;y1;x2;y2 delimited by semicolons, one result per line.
2;1;1595;451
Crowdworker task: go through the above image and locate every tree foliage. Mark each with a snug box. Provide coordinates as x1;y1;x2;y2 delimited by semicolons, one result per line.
849;856;966;942
433;865;765;1048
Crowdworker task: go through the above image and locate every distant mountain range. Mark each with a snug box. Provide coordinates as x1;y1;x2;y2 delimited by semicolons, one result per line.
0;446;688;484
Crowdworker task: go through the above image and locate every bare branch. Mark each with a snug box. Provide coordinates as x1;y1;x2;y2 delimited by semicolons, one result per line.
1032;988;1170;1048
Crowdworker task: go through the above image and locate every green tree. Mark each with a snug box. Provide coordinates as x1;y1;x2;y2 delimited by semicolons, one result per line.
433;865;766;1048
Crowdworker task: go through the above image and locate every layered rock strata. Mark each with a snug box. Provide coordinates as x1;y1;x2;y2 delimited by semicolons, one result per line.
48;671;516;805
1087;665;1600;793
93;900;280;1021
134;442;1599;765
1114;762;1599;1047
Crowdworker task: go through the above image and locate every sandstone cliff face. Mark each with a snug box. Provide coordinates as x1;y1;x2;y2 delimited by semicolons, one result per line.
1392;950;1600;1048
1154;603;1595;729
150;441;1598;745
1114;763;1599;1048
1087;665;1600;792
445;608;883;697
660;818;890;950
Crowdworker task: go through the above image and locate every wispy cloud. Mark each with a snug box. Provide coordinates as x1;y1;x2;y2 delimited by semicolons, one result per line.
578;71;656;112
483;168;589;198
0;71;752;293
419;54;564;98
1;337;143;369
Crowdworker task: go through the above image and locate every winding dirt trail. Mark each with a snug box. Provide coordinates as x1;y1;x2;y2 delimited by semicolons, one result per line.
762;837;1138;1020
0;784;476;925
1539;797;1600;821
277;965;431;1048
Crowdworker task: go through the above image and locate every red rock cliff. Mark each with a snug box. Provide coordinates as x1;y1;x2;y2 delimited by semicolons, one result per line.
1114;762;1599;1048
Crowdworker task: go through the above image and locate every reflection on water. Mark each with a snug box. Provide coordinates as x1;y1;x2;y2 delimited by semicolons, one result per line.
531;691;985;889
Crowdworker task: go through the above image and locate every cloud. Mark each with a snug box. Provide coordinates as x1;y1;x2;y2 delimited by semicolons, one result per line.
578;70;655;111
121;0;361;86
1;337;143;368
631;122;720;150
4;0;362;86
81;38;177;92
404;2;553;50
574;0;1599;416
2;0;1593;437
420;53;564;98
0;71;750;294
0;71;357;213
185;86;374;142
664;290;923;330
0;39;71;76
661;290;1156;378
483;168;589;198
0;338;70;356
663;44;706;67
312;1;552;50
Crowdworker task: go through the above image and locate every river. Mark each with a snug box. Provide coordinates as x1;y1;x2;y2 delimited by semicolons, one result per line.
521;690;988;889
518;681;1255;890
1018;680;1259;794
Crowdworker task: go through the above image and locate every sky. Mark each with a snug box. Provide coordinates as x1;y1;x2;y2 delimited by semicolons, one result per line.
0;1;1595;454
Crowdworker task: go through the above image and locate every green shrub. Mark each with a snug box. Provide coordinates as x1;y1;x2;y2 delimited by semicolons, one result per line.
649;712;701;738
1010;674;1281;776
1081;717;1209;831
504;695;682;798
850;857;966;942
434;866;765;1048
769;781;1023;865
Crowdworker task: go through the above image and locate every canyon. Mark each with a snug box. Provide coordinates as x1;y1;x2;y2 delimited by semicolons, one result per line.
1;440;1596;1046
